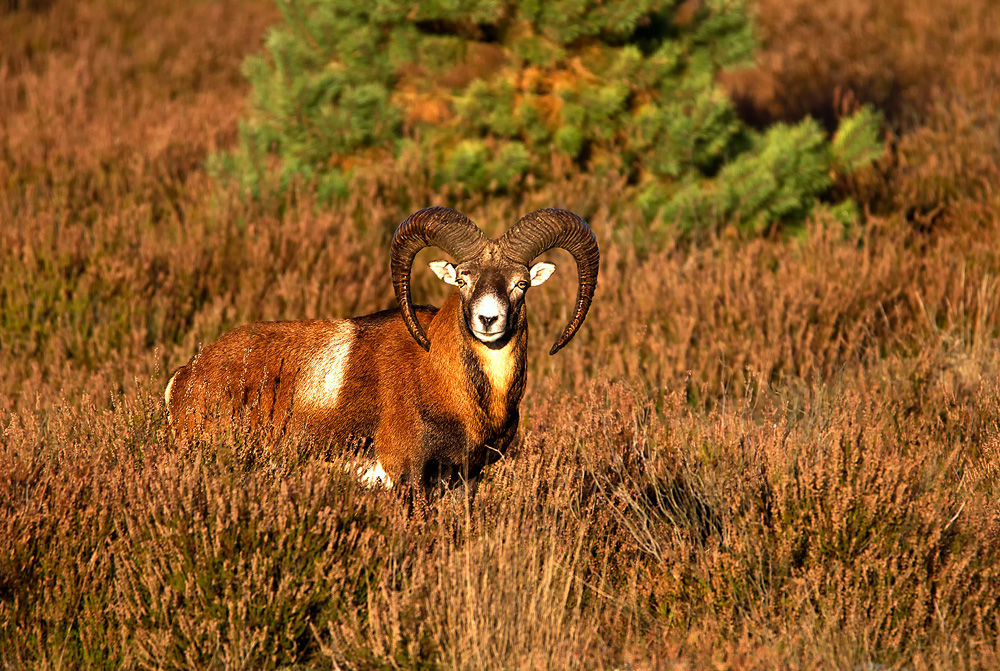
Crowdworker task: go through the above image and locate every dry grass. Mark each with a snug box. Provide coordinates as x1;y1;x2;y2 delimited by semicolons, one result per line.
2;0;1000;668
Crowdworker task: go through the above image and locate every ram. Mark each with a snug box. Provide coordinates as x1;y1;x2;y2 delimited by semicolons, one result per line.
165;207;599;488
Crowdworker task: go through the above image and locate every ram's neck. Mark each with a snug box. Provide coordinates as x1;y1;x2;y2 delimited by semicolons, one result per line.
470;312;527;421
427;293;527;432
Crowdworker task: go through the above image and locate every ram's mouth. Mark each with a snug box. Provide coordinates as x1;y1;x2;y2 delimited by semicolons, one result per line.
472;328;505;343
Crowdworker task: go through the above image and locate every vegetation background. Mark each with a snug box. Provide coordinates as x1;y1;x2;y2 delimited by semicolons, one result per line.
1;0;999;669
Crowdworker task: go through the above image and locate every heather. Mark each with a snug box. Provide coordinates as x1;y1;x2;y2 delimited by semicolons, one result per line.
1;0;999;669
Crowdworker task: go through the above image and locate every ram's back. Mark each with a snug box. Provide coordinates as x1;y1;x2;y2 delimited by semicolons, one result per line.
165;306;439;445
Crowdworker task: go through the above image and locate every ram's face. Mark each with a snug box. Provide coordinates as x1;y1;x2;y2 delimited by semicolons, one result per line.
429;259;555;345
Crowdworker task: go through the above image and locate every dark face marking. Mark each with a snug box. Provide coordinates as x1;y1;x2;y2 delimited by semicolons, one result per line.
452;260;531;346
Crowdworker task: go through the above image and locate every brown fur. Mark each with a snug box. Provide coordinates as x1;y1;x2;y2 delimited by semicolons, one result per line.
166;293;527;487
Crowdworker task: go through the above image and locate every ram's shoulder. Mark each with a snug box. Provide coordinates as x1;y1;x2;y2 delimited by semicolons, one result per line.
350;305;439;330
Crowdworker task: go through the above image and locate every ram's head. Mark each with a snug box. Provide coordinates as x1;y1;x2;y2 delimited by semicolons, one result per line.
391;208;600;354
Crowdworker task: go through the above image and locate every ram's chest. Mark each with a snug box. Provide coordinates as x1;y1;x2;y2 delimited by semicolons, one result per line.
470;343;521;428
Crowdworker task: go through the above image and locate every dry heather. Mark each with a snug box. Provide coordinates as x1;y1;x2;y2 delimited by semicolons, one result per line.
733;0;1000;129
2;0;1000;669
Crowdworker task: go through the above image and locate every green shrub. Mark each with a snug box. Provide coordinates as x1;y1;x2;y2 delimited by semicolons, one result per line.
213;0;881;233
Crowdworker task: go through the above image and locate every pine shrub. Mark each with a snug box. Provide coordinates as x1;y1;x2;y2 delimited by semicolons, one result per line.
212;0;882;233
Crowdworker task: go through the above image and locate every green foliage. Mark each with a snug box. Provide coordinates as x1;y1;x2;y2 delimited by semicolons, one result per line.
831;104;885;173
213;0;882;233
648;112;881;233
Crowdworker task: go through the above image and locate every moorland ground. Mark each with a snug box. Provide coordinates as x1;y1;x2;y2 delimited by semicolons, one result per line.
2;0;1000;668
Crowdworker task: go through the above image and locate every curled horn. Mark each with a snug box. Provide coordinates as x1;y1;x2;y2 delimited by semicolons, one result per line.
499;209;600;355
391;207;487;350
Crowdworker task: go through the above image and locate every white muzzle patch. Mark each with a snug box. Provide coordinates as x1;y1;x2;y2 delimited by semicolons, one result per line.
471;293;506;342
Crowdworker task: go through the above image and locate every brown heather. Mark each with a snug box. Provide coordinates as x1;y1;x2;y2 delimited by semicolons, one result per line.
2;0;999;669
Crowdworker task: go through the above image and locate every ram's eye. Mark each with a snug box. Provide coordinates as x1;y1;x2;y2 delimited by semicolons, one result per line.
516;280;529;290
457;279;466;287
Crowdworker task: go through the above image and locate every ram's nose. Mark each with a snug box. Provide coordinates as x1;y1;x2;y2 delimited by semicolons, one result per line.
478;314;499;329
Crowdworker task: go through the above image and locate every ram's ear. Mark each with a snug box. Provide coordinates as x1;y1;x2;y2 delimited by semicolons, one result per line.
428;260;460;286
529;262;556;286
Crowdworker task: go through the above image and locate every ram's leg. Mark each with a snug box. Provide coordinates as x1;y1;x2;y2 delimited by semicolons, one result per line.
366;417;426;489
450;411;520;503
358;460;394;488
486;410;520;465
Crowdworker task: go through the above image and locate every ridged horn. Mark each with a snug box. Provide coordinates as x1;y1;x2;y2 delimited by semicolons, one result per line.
391;207;488;350
499;209;600;355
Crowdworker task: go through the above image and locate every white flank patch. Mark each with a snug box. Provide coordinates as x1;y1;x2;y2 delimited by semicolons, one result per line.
359;461;393;489
298;321;355;408
164;373;176;421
